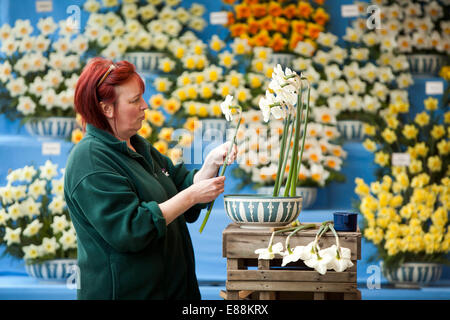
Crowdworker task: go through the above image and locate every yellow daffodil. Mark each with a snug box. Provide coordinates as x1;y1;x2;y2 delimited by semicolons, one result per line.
147;110;165;127
374;151;390;166
363;138;377;152
414;142;429;157
354;178;370;196
381;128;397;144
408;159;423;174
414;111;430;127
183;117;199;132
137;121;152;139
163;98;181;115
431;125;445;140
437;139;450;155
427;155;442;172
424;97;438;111
153;140;168;155
363;124;376;136
402;124;418;140
71;128;84;144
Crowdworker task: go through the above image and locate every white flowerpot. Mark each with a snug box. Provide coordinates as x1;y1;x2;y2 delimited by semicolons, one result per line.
383;262;443;288
257;186;317;209
337;120;365;141
270;53;296;69
123;51;166;73
24;117;77;140
25;259;77;282
406;54;448;76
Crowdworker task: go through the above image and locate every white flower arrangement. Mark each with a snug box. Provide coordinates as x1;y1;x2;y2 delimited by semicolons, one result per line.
354;0;450;55
82;0;207;60
0;17;87;121
292;29;413;123
0;161;76;264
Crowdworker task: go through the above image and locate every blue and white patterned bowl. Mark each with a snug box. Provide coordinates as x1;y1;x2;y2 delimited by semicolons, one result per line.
25;259;77;282
224;194;302;228
406;54;448;76
270;53;296;69
123;51;166;73
383;262;442;288
337;120;365;141
24;117;77;140
258;186;317;209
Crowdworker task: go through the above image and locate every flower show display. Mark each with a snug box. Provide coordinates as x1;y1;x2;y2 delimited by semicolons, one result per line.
83;0;207;73
355;97;449;287
222;0;329;55
0;17;87;138
355;0;450;76
0;161;77;281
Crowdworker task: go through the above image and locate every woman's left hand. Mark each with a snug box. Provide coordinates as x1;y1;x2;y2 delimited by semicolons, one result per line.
206;141;238;169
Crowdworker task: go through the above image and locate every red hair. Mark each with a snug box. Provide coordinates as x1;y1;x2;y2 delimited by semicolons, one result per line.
74;57;145;133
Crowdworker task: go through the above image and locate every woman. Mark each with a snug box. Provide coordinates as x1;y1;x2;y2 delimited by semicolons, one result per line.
64;57;237;300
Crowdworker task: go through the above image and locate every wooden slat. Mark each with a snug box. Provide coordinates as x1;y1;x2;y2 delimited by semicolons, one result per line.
226;280;357;292
223;223;361;260
227;269;357;283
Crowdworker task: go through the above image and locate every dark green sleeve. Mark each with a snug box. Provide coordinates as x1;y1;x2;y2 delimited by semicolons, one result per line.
70;172;166;253
156;152;210;223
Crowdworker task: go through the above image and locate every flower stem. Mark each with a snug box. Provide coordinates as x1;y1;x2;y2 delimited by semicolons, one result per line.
199;107;242;234
273;113;291;197
285;223;316;254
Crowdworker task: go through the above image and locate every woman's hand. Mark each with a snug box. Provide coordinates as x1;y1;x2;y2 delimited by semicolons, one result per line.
193;142;238;184
189;176;226;204
205;141;238;168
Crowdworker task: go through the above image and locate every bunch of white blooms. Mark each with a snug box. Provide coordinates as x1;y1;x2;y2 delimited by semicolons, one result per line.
0;17;87;120
0;161;77;264
82;0;206;59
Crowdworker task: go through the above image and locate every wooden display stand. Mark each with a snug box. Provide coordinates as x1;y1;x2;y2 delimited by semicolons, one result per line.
221;223;362;300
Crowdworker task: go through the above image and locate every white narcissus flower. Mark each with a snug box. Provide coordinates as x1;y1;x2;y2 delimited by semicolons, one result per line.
41;237;60;255
220;95;234;121
255;242;284;260
23;219;43;237
0;208;8;226
20;197;42;219
23;244;41;260
28;179;47;200
39;160;58;180
60;228;77;250
8;202;22;221
4;227;22;246
324;245;354;272
304;249;334;275
51;215;69;234
17;96;36;116
49;196;66;215
37;17;57;36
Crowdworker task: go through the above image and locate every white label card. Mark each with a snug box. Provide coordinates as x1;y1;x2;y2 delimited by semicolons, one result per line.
341;4;359;18
42;142;61;156
392;153;410;167
36;0;53;13
210;11;228;25
425;81;444;95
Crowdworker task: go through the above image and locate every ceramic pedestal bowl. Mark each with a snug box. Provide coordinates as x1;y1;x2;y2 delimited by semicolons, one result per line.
224;194;303;228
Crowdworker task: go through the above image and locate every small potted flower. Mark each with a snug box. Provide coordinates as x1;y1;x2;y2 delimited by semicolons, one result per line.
0;17;88;139
0;161;77;281
222;64;312;228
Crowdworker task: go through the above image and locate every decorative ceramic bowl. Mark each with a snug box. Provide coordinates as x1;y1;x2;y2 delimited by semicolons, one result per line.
383;262;443;288
337;120;365;141
224;194;302;228
258;186;317;209
122;51;165;73
24;117;77;140
25;259;77;282
406;53;448;76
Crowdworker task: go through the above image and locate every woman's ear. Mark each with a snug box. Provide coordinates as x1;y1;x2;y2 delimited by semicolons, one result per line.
100;102;114;119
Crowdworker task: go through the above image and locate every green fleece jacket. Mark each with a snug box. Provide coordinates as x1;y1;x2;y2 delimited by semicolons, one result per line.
64;124;207;300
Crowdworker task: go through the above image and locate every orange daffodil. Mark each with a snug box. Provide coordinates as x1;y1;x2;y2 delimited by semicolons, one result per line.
224;0;329;53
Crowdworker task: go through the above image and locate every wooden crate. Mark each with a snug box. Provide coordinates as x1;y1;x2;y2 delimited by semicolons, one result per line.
222;223;362;300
